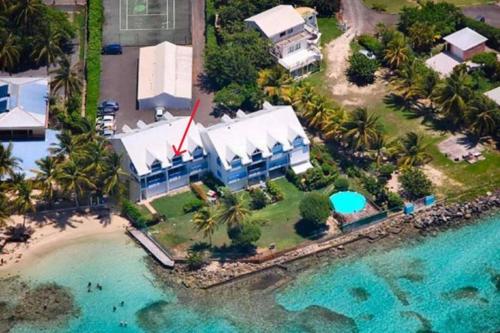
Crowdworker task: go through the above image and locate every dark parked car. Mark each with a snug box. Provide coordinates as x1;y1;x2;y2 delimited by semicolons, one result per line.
101;44;123;55
98;100;119;111
98;107;118;116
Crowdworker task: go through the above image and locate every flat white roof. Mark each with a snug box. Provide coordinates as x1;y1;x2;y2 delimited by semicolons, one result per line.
443;27;488;51
245;5;305;38
138;41;192;101
201;103;309;170
279;48;322;71
112;116;205;176
425;52;461;77
0;77;48;129
484;86;500;105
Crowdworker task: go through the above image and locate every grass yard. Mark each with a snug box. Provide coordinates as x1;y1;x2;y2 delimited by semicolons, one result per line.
318;17;342;46
363;0;493;14
151;187;205;219
149;179;313;255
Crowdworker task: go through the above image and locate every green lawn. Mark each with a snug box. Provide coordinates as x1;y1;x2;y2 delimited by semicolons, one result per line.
149;179;314;254
318;17;342;46
363;0;493;14
151;189;201;218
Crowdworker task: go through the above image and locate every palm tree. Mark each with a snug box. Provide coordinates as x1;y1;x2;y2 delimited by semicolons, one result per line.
391;59;424;104
396;131;429;167
0;143;21;179
50;56;82;103
304;95;334;129
51;130;78;158
12;0;44;29
34;156;58;204
57;158;95;208
257;67;293;104
0;33;20;74
217;190;250;230
369;133;388;167
384;33;410;69
0;193;10;227
467;96;498;138
82;139;108;178
291;82;315;114
433;66;472;128
31;28;66;74
322;107;346;141
408;22;436;53
12;173;35;227
343;108;381;152
193;206;219;245
101;153;128;201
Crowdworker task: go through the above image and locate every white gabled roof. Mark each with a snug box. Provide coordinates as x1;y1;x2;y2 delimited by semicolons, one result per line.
112;116;205;176
201;103;309;170
443;27;488;51
0;77;48;129
138;41;192;101
245;5;305;38
484;86;500;105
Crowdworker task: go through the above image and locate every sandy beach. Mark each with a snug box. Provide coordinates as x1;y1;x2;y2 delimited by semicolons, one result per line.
0;210;130;273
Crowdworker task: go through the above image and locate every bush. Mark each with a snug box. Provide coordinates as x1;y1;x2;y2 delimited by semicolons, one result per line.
334;177;349;191
186;251;205;270
86;0;104;122
400;168;433;200
371;3;387;12
183;199;205;213
249;188;268;210
471;52;499;79
347;53;379;86
227;223;261;248
362;175;384;197
190;183;208;202
265;181;284;202
121;200;148;229
301;167;333;191
358;34;384;58
299;193;330;227
214;83;263;112
387;192;404;210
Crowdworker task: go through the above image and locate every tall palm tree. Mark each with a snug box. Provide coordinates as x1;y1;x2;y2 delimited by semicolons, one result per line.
0;193;10;227
34;156;58;204
467;96;498;138
0;143;21;179
82;139;108;178
51;130;78;158
217;191;250;230
50;56;82;103
292;82;315;114
304;95;334;129
12;0;44;29
257;67;293;104
322;107;346;141
370;133;388;167
433;66;472;128
343;108;381;152
12;173;35;227
384;33;410;69
391;59;424;104
31;28;66;74
193;206;219;245
0;33;20;74
101;153;127;201
396;131;429;167
57;158;95;208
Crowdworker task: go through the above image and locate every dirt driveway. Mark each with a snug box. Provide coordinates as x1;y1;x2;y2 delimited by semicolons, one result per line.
341;0;397;34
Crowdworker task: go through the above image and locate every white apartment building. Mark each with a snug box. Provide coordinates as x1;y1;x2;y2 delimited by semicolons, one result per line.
245;5;322;78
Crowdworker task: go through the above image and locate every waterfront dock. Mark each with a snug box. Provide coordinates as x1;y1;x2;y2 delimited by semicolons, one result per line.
127;228;175;268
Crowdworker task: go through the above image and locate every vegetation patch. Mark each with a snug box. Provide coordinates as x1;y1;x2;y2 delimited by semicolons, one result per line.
86;0;104;122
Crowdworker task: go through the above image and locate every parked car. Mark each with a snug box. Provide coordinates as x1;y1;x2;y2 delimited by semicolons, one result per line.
101;128;115;138
359;49;376;60
155;106;166;121
101;43;123;55
98;100;119;111
96;115;115;130
98;106;118;116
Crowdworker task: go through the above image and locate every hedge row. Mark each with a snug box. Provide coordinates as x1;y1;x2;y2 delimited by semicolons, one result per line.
121;200;149;229
86;0;104;122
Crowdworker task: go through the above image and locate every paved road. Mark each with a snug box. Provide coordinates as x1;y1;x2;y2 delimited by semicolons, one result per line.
341;0;398;34
191;0;218;127
463;4;500;28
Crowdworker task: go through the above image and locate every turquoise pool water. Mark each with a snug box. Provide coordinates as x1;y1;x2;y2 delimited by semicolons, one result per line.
6;213;500;332
330;191;367;214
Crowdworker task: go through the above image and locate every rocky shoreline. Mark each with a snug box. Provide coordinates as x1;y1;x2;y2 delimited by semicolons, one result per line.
153;191;500;289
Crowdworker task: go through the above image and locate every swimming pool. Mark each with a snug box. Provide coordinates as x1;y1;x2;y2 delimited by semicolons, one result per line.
329;191;367;214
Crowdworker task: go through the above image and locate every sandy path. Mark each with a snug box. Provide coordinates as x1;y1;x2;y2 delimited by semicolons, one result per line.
0;212;130;273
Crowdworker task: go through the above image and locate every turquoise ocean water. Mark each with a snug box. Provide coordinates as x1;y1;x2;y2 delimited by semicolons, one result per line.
9;213;500;332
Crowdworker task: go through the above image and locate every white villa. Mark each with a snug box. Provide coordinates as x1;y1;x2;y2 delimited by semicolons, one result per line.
245;5;322;78
137;41;193;110
426;27;488;77
0;77;48;140
112;103;312;201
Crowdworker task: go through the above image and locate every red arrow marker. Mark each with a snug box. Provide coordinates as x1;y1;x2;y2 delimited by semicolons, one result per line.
172;99;201;156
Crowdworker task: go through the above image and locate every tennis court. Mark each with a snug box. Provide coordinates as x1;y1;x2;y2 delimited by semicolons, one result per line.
103;0;191;46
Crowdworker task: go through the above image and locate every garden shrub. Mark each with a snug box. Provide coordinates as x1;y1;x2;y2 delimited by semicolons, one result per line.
183;198;205;213
471;52;499;79
227;223;261;249
400;168;433;200
299;193;330;228
347;53;379;86
249;188;268;210
358;34;384;57
121;200;148;229
387;192;404;210
190;183;208;202
362;175;384;197
265;181;284;202
186;251;205;270
334;177;349;191
378;164;396;183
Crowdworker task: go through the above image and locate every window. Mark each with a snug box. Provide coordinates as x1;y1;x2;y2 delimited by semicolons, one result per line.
252;150;262;162
295;43;301;51
129;162;137;174
279;31;286;37
272;143;283;154
216;170;222;178
172;155;182;166
216;157;221;166
231;156;241;168
287;28;293;34
288;46;295;54
151;160;162;172
193;147;203;159
293;136;303;148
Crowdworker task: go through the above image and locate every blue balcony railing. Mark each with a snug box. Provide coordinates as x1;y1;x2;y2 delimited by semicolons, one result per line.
228;170;247;182
269;156;289;169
